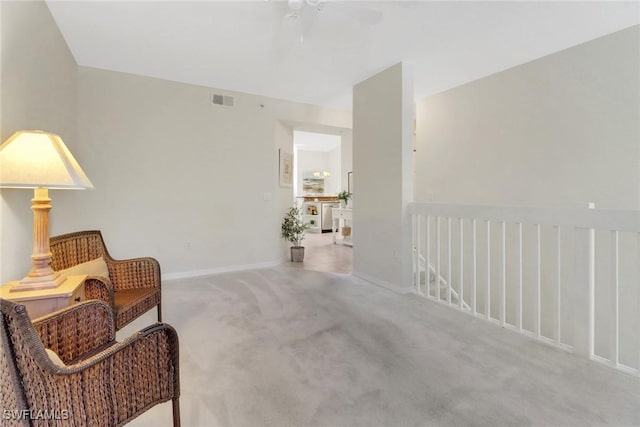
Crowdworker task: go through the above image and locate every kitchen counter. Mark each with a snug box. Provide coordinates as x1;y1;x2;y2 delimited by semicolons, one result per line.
297;196;339;202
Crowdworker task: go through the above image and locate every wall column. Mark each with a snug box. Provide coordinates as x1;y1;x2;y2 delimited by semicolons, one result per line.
352;62;414;292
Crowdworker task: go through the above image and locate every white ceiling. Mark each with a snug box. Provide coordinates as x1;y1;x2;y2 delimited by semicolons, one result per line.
46;1;640;110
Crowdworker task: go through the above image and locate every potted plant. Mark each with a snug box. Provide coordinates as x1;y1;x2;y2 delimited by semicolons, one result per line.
281;204;310;262
337;190;352;208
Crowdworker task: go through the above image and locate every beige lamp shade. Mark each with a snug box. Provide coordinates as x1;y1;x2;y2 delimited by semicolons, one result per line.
0;130;93;189
1;130;93;291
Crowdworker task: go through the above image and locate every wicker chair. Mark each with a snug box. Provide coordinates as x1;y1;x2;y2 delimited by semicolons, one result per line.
0;298;180;427
50;230;162;330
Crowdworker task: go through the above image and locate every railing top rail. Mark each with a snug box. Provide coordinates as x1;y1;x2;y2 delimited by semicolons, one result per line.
408;202;640;232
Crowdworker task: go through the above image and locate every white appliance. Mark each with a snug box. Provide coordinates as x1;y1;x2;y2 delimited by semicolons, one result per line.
321;202;339;232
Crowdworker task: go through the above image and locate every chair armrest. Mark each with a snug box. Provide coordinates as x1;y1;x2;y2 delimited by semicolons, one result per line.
35;324;180;425
62;322;178;375
107;257;161;291
84;276;115;306
32;300;116;364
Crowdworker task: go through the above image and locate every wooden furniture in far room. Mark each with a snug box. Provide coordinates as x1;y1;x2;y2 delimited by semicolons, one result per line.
0;275;86;319
297;196;340;202
0;298;180;427
50;230;162;330
302;201;322;232
332;208;353;246
298;196;341;233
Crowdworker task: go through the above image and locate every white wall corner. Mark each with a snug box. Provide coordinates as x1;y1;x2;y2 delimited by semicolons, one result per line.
352;271;414;294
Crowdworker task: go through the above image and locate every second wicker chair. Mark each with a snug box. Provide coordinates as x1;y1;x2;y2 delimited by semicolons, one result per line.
50;230;162;330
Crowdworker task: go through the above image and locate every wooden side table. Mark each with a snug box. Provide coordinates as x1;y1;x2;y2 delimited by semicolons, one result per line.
0;275;86;319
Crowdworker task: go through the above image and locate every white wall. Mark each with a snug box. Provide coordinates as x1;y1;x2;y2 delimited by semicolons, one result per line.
295;147;341;196
0;0;78;282
294;130;343;196
325;146;341;195
340;130;353;196
296;150;327;195
353;63;414;292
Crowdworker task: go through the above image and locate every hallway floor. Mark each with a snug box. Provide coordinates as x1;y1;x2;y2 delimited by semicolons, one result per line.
288;231;353;274
124;267;639;427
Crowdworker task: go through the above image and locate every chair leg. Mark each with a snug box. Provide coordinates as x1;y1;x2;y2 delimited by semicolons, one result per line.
157;303;162;322
172;397;181;427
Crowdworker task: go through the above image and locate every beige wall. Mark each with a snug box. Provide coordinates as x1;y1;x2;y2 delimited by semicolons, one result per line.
414;25;640;366
353;63;414;292
0;1;351;282
69;67;350;279
340;130;353;195
1;0;78;282
416;25;640;210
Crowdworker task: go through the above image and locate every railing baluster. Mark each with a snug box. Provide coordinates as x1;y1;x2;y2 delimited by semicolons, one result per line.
536;223;541;338
573;221;595;359
588;206;596;358
415;215;421;294
459;217;464;310
500;221;506;327
555;226;562;343
518;222;523;332
637;232;640;372
486;220;491;320
411;214;420;294
420;215;425;295
426;216;431;298
611;230;619;367
447;217;452;304
472;219;477;315
407;202;639;377
436;216;441;301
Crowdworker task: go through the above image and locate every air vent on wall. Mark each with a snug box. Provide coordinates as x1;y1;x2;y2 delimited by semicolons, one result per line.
212;93;234;107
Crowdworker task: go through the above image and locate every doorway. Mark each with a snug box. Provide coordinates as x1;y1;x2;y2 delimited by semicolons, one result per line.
292;129;352;274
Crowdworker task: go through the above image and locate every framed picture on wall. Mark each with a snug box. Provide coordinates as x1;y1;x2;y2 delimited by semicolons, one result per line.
279;149;293;187
302;178;324;194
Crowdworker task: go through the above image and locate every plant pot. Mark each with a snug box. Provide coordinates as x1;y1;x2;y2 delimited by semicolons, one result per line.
290;246;305;262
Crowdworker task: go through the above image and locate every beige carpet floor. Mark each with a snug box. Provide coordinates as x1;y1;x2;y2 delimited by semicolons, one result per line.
123;266;639;427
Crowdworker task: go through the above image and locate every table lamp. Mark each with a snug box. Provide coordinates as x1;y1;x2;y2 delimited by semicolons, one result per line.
0;130;93;291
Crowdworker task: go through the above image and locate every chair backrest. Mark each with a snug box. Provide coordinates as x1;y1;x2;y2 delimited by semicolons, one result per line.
0;299;50;426
50;230;110;271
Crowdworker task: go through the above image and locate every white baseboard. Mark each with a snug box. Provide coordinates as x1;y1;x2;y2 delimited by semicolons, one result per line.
163;261;281;281
352;271;413;294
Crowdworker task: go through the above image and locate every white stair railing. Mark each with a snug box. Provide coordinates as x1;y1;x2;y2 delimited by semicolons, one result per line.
410;202;640;377
413;249;470;310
